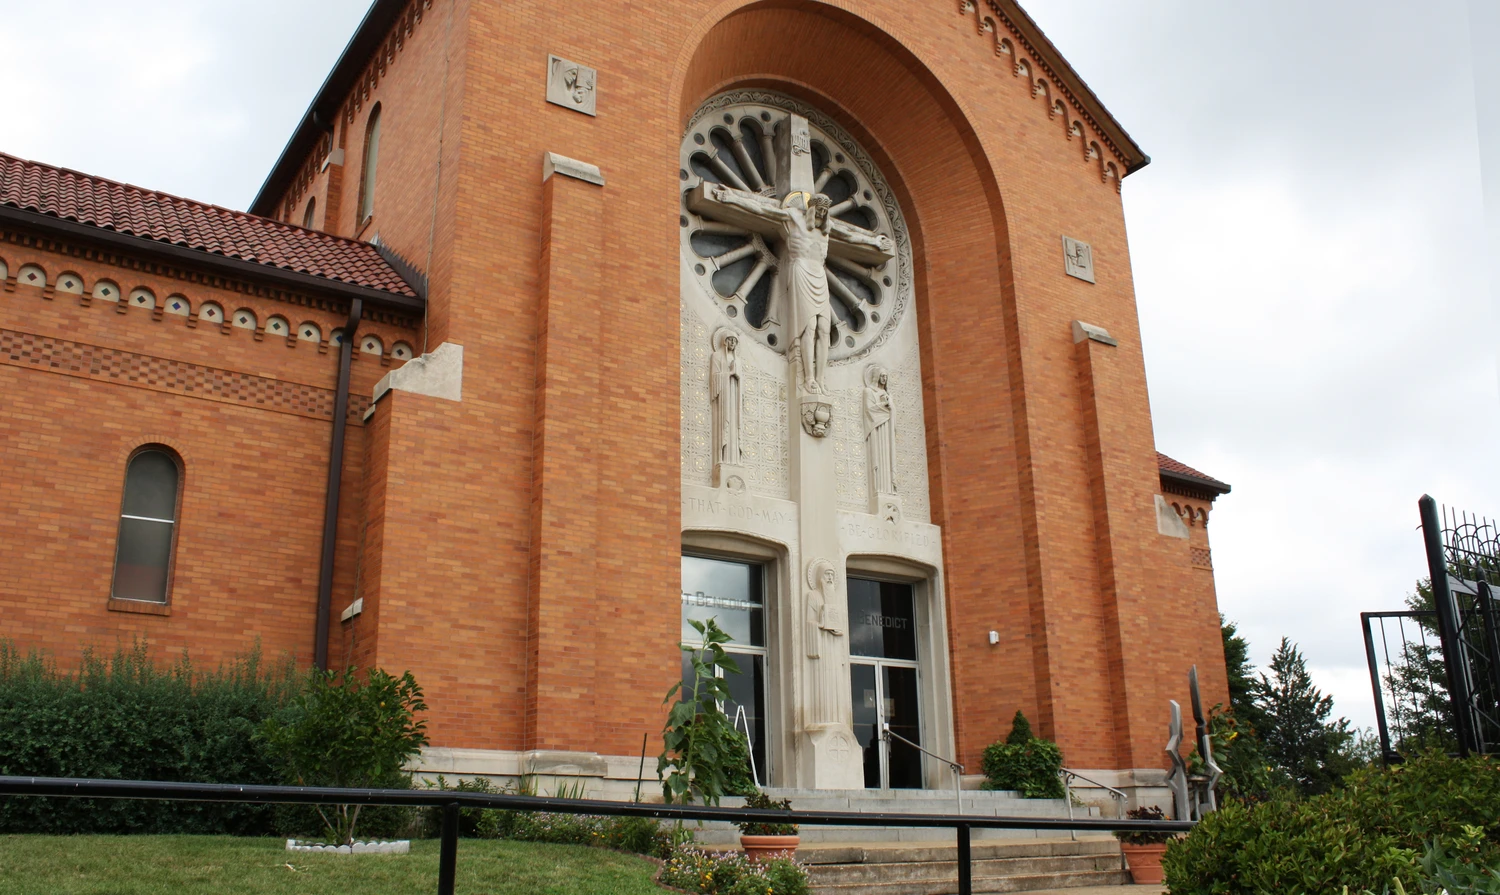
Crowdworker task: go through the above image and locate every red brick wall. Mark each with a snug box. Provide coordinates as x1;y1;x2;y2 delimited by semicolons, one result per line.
0;241;415;671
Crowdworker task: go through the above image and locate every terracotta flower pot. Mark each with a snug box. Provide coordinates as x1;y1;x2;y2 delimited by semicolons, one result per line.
1119;842;1169;885
739;834;799;861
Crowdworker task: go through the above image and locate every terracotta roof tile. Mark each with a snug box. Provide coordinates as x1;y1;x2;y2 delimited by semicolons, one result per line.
0;152;415;297
1157;451;1230;491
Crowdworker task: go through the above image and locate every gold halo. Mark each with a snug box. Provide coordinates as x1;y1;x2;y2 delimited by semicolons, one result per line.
781;191;811;209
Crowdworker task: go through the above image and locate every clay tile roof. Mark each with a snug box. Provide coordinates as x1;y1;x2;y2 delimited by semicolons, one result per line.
0;151;415;297
1157;451;1231;496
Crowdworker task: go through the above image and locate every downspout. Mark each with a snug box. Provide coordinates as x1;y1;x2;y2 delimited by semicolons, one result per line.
315;298;363;670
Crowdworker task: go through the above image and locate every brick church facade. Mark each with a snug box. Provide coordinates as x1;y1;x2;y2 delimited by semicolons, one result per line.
0;0;1231;798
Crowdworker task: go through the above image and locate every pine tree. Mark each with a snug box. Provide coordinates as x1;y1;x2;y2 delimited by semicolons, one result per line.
1221;615;1265;737
1254;638;1355;795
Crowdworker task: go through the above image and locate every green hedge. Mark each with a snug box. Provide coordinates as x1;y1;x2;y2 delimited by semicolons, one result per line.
1163;751;1500;893
0;642;295;835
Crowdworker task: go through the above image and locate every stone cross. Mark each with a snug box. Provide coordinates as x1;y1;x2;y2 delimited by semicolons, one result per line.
687;114;894;402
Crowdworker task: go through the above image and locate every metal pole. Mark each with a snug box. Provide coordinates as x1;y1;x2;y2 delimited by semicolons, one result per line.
1063;773;1077;842
1476;580;1500;752
956;823;972;895
1362;613;1396;764
1420;494;1475;755
437;800;459;895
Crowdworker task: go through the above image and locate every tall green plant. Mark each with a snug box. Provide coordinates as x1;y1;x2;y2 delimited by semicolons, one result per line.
260;666;428;845
658;618;753;805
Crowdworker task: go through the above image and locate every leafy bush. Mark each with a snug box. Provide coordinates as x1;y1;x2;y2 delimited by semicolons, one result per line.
259;665;429;845
980;711;1065;799
1115;805;1173;845
1163;751;1500;894
420;776;674;857
0;641;295;835
660;843;809;895
660;619;757;805
737;791;798;836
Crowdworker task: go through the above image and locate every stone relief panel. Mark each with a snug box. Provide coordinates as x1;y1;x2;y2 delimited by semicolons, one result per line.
681;302;789;499
739;365;789;499
831;385;868;512
681;303;713;488
888;343;931;523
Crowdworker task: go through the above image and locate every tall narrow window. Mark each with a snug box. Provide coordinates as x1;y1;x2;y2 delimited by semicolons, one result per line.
111;448;182;603
681;554;769;785
358;104;382;224
302;196;316;229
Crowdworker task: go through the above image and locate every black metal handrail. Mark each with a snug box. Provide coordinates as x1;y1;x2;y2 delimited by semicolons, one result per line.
0;775;1193;895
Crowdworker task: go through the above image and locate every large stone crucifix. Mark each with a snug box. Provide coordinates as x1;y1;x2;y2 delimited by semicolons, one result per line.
687;114;894;405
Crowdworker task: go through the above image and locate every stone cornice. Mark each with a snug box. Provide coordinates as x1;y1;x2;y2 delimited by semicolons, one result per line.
956;0;1149;190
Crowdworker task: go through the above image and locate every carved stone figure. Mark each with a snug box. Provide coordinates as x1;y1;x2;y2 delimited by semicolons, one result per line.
863;365;896;497
804;558;845;726
710;328;743;467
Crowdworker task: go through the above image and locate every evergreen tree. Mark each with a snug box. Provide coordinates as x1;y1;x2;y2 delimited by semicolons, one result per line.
1254;638;1355;795
1221;615;1265;738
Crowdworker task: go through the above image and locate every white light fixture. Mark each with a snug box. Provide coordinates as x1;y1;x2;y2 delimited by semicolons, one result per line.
988;630;999;645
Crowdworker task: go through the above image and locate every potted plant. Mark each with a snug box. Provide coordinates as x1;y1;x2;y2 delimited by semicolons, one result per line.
1115;805;1173;884
738;791;799;860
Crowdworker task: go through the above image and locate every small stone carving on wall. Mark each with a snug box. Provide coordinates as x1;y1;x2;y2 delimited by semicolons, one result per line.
546;55;597;116
1062;235;1095;283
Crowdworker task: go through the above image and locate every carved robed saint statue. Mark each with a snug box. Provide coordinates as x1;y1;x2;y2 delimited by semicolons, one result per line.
863;365;896;496
805;558;846;727
710;328;743;467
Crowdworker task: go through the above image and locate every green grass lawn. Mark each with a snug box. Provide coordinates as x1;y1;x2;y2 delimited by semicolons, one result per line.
0;836;667;895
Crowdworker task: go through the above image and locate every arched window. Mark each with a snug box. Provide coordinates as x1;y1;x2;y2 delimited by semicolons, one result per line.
358;104;382;224
111;448;182;603
302;196;317;229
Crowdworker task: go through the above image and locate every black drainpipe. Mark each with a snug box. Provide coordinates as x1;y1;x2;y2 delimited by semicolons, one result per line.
315;298;363;671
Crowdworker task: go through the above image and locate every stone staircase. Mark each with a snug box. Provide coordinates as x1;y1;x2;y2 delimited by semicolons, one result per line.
694;788;1100;845
801;838;1129;895
691;788;1130;892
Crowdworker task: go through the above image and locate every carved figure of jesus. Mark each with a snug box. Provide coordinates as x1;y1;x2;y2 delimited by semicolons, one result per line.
805;559;845;726
710;330;742;466
783;194;834;395
863;365;896;495
707;186;835;395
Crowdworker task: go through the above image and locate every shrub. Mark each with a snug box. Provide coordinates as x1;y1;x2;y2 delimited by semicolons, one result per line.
980;711;1065;799
737;791;798;836
0;641;295;835
260;665;428;845
420;776;674;857
1162;751;1500;894
660;843;809;895
1115;805;1173;846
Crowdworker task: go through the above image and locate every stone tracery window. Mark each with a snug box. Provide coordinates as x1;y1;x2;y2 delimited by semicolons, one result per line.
680;91;911;363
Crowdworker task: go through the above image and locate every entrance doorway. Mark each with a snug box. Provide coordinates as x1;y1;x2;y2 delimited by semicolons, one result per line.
681;554;769;785
847;577;922;789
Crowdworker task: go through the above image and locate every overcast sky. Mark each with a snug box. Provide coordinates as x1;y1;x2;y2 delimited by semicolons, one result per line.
2;1;1496;732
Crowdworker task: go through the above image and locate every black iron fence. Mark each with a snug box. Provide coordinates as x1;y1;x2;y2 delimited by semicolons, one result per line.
1364;496;1500;762
0;775;1193;895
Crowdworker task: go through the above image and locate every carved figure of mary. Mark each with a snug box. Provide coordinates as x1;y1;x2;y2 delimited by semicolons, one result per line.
863;365;896;495
711;328;742;466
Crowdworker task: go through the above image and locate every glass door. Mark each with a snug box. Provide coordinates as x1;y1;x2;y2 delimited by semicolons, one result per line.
848;577;922;789
681;555;769;785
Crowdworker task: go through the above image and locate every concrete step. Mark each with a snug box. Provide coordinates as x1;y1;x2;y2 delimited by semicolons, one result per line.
812;869;1131;895
793;838;1128;895
811;854;1123;885
691;789;1092;845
